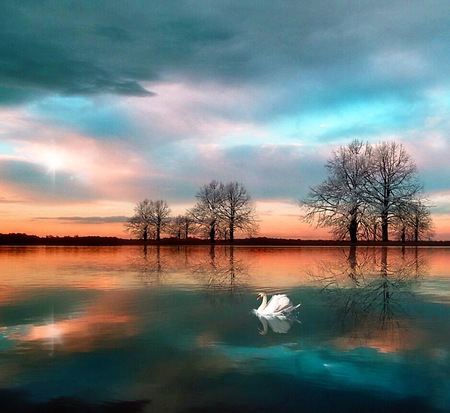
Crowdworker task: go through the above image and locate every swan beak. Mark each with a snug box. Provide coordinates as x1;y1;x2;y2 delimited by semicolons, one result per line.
256;294;261;300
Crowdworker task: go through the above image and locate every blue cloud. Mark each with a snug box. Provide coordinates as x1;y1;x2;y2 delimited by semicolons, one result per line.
0;159;95;201
28;96;137;139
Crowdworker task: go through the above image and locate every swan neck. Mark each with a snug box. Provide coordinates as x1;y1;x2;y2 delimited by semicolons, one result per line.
258;294;268;311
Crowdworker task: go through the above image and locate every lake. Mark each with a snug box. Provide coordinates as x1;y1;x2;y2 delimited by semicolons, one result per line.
0;245;449;412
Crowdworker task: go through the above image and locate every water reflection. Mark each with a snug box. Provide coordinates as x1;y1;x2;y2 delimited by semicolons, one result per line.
128;246;253;302
3;291;138;355
256;314;299;335
190;246;251;302
0;246;449;412
129;245;167;285
310;246;429;351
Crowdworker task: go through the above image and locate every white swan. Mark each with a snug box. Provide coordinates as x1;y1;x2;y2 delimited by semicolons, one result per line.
254;292;300;316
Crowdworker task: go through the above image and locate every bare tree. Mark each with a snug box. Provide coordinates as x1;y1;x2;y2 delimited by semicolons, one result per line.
409;200;434;241
168;214;197;239
124;199;153;241
190;180;259;242
218;181;259;241
392;198;434;242
364;142;422;242
301;140;433;242
190;180;223;242
149;200;171;240
301;140;371;243
125;199;171;241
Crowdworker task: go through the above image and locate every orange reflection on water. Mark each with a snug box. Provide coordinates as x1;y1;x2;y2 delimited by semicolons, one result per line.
8;291;138;353
333;321;425;354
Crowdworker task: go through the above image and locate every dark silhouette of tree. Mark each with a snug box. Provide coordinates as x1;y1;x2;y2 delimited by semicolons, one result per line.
409;200;435;241
301;140;432;242
190;180;258;242
218;181;259;242
301;140;371;243
124;199;152;241
364;141;423;242
124;199;171;240
392;198;434;242
190;180;223;242
168;214;197;239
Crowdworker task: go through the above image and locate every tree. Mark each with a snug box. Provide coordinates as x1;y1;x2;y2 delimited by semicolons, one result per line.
125;199;171;241
190;180;259;242
301;140;433;242
301;140;371;243
125;199;152;241
409;200;434;241
392;198;434;242
218;181;259;241
363;142;422;242
150;200;171;240
168;214;197;239
190;180;223;242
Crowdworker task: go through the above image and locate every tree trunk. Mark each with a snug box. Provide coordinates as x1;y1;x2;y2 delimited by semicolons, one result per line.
381;211;389;242
209;221;216;243
349;215;358;243
143;226;148;241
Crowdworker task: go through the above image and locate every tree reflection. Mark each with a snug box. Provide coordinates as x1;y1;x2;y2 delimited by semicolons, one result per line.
128;246;251;299
190;246;251;303
129;245;167;285
310;247;429;350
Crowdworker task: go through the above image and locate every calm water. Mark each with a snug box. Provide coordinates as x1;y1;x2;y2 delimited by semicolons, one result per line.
0;245;449;412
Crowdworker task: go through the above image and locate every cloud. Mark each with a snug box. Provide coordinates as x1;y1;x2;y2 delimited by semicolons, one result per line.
142;142;329;203
35;216;129;224
28;96;139;140
2;0;450;105
0;158;96;201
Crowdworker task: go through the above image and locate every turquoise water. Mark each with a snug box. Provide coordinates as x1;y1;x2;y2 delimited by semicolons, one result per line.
0;245;449;412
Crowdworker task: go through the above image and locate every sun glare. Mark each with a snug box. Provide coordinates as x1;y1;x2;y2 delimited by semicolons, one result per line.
45;151;65;173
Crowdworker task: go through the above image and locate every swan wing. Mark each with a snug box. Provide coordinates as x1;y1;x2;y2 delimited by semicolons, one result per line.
264;294;291;314
264;294;300;315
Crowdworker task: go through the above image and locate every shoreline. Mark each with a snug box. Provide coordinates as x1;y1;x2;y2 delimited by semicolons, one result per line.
1;233;449;247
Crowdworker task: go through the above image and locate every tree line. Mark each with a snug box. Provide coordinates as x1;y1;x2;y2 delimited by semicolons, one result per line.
300;139;434;243
125;180;259;242
125;140;434;243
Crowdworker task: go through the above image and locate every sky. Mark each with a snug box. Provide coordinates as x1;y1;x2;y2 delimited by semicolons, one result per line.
1;0;450;240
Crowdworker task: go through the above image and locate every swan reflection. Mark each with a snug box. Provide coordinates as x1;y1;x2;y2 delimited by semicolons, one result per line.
255;314;300;335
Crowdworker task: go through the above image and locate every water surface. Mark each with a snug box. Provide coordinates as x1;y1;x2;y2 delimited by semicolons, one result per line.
0;245;449;412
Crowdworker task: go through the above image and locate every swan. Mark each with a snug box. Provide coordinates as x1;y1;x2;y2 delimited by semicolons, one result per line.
254;292;300;316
